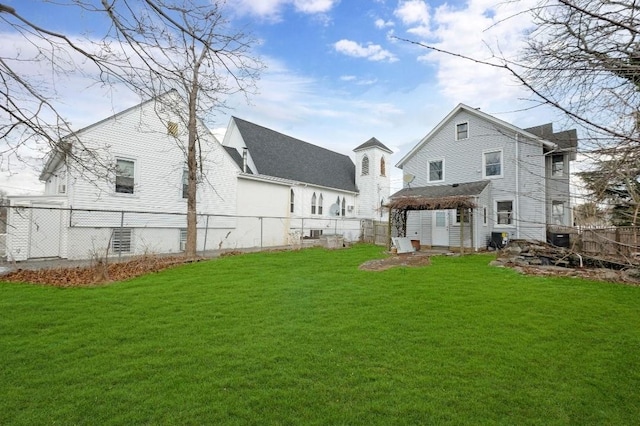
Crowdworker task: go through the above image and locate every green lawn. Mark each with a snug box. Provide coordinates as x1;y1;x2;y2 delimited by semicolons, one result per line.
1;245;640;425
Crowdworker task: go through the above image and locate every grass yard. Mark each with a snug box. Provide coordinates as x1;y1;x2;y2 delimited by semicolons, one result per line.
1;244;640;425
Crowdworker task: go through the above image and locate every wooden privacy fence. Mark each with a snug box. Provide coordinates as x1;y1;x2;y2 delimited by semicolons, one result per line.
361;219;389;246
581;227;640;257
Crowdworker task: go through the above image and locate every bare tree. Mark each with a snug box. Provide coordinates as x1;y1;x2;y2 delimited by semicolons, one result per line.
396;0;639;226
93;0;263;257
1;1;263;258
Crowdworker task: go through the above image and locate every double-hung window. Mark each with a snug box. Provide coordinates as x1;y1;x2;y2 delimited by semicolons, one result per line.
496;201;513;225
115;159;135;194
182;169;189;199
429;159;444;182
483;150;503;178
456;122;468;140
551;154;564;177
552;201;564;224
456;207;470;223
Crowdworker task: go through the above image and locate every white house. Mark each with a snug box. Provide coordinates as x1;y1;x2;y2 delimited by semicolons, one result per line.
391;104;577;250
5;92;392;261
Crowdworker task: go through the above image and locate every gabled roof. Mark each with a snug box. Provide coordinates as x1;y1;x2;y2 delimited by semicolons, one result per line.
396;103;558;168
232;117;357;193
353;137;393;153
388;181;490;210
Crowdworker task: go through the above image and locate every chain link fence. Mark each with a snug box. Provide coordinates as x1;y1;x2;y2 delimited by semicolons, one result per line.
1;205;365;262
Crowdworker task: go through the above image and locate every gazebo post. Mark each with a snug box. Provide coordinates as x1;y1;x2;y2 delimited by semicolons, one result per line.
460;208;465;255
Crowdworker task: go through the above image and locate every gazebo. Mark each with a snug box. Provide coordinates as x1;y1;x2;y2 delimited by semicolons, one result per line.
386;181;490;253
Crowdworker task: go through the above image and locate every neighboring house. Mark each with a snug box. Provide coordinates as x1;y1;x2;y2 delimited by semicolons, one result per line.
392;104;577;250
5;93;392;261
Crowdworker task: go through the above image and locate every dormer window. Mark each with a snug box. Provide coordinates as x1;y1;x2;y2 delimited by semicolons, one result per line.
456;122;469;140
362;155;369;175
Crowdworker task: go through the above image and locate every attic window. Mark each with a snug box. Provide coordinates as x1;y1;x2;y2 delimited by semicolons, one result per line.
167;121;179;136
456;122;468;140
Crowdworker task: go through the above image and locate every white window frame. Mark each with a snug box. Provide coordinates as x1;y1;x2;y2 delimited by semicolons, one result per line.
455;121;469;141
318;194;323;215
551;154;564;177
455;207;471;224
179;228;187;251
114;157;136;195
495;199;514;227
428;158;445;183
290;189;295;214
182;169;189;199
483;149;503;179
380;157;386;177
311;192;317;215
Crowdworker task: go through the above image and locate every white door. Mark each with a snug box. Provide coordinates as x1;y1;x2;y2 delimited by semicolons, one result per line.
432;210;449;246
29;205;62;258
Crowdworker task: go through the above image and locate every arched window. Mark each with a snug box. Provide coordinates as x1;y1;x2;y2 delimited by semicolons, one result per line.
318;194;323;215
362;155;369;175
380;157;386;176
341;197;346;216
311;192;317;214
336;196;340;216
290;189;295;213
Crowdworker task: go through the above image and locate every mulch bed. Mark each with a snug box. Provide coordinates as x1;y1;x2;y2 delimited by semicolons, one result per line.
1;255;193;287
359;253;432;271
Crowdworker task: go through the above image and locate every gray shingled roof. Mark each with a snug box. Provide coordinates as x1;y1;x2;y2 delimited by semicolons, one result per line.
391;181;490;200
353;137;392;153
223;146;253;174
233;117;357;192
524;123;578;152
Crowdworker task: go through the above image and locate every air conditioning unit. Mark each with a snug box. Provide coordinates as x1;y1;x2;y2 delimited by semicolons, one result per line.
347;205;354;212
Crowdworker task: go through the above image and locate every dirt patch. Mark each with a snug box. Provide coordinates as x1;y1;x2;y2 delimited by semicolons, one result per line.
359;253;432;271
2;255;193;287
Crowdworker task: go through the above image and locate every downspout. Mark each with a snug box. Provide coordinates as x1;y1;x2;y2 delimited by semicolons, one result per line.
515;133;520;239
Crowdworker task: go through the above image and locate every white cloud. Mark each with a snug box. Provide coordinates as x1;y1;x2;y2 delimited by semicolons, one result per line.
293;0;336;13
396;0;539;109
375;18;394;29
334;39;398;62
228;0;338;20
340;75;357;81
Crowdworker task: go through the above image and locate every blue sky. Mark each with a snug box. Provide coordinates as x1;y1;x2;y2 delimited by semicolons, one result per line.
2;0;565;195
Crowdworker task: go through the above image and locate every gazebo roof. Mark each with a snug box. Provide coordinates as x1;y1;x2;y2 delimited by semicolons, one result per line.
387;181;490;210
